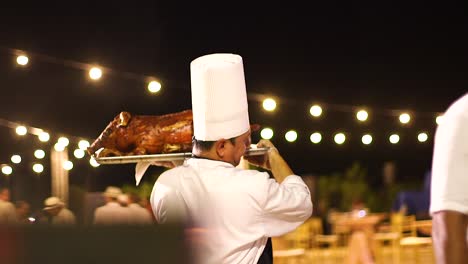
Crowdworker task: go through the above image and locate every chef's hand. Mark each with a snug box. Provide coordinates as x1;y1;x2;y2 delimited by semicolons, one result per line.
244;139;279;170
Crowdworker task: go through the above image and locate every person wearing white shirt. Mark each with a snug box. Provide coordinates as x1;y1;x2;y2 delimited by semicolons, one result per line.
430;92;468;264
127;192;153;225
93;186;130;225
151;53;313;264
43;196;76;226
0;187;17;225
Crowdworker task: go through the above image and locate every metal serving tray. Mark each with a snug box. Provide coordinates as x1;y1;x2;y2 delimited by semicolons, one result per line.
93;147;270;165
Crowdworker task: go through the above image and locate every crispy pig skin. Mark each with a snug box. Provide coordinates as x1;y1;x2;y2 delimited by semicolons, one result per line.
87;110;194;157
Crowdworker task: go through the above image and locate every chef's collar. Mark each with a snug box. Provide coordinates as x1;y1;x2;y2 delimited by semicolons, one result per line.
187;156;234;168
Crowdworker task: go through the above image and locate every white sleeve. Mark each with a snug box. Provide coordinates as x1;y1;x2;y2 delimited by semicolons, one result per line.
150;182;188;224
260;175;313;237
430;113;468;215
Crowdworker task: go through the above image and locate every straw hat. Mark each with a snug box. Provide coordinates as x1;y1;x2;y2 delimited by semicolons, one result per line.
43;196;64;210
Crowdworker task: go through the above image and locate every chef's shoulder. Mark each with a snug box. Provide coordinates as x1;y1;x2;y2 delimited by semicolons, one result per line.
155;164;192;185
231;168;271;187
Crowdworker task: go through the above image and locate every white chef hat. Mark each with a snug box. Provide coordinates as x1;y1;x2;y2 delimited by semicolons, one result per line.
190;53;250;141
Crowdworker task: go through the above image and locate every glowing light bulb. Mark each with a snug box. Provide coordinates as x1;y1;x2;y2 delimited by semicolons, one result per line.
285;130;298;142
310;132;322;144
309;105;322;117
262;98;277;111
334;133;346;145
356;110;368;122
89;67;102;80
148;81;162;93
16;55;29;66
260;128;274;139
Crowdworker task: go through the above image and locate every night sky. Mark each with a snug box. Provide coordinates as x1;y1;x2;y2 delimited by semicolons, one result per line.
0;2;467;205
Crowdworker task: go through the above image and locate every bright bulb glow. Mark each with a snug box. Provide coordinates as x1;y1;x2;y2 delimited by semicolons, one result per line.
262;98;277;112
260;128;274;139
89;67;102;80
78;140;90;150
399;113;411;124
16;55;29;66
356;110;368;121
310;132;322;144
148;81;162;93
57;137;69;147
89;157;100;167
285;130;298;142
63;161;73;171
389;134;400;144
436;115;444;126
54;143;65;152
74;149;85;159
361;134;373;145
309;105;322;117
32;163;44;173
34;149;45;159
418;132;428;142
334;133;346;145
1;166;13;175
38;131;50;142
16;126;27;135
11;155;21;164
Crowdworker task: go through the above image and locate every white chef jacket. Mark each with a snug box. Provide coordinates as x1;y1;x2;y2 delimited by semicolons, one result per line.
51;208;76;226
150;158;312;264
93;201;131;225
430;92;468;215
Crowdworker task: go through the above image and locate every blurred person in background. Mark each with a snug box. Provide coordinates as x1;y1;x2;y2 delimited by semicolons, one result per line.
0;187;17;225
127;192;153;225
15;200;32;225
93;186;130;225
42;196;76;226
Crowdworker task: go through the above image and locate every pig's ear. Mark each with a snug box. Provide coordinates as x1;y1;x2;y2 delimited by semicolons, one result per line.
250;124;261;132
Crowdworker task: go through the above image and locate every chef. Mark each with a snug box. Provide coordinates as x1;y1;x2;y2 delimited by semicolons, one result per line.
150;53;312;264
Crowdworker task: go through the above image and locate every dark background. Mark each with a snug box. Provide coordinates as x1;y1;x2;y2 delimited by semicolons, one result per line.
0;2;466;208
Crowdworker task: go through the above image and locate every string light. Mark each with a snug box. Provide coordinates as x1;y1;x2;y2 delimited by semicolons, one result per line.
260;128;274;139
310;132;322;144
38;131;50;142
356;110;369;122
89;67;102;80
16;55;29;66
32;163;44;173
285;130;298;142
63;161;73;171
16;125;27;135
89;157;100;167
399;113;411;124
389;134;400;144
148;80;162;93
309;105;322;117
78;140;90;150
361;134;373;145
11;155;21;164
436;115;444;125
57;137;70;147
262;98;277;112
73;149;85;159
34;149;46;159
418;132;428;142
1;165;13;175
334;133;346;145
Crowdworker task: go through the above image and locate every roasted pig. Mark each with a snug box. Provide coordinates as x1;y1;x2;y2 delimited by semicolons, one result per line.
88;110;194;157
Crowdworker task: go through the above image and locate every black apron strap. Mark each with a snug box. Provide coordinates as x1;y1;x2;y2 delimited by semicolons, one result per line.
257;237;273;264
